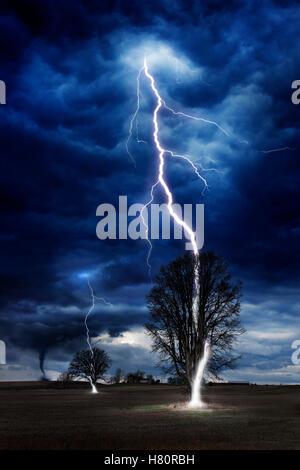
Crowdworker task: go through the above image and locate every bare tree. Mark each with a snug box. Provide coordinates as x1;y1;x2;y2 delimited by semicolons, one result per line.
68;347;111;386
145;252;244;388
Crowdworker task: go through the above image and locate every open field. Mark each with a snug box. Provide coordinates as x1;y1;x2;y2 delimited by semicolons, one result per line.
0;382;299;450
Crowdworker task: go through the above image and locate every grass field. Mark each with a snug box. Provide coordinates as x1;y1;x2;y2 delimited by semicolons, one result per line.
0;382;299;450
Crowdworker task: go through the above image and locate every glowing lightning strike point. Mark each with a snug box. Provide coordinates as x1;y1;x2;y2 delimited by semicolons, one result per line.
188;341;210;408
84;279;112;394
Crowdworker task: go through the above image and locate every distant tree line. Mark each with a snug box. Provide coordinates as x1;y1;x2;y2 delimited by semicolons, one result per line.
58;351;159;387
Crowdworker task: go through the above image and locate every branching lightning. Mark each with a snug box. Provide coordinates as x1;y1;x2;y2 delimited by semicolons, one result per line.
129;57;212;406
143;56;206;359
127;59;295;277
162;100;230;137
126;66;148;167
142;57;200;257
126;56;294;406
84;278;112;393
259;146;295;154
136;58;224;282
127;60;225;281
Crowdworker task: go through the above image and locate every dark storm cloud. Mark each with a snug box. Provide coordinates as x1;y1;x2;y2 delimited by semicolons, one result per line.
0;0;299;381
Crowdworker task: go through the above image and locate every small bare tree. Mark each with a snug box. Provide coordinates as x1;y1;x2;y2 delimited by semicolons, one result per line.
146;252;244;388
68;347;111;386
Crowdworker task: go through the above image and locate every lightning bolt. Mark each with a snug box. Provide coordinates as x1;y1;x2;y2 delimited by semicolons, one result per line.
259;146;295;154
84;278;112;393
162;100;229;137
126;57;293;405
128;59;229;280
142;57;209;405
127;60;224;280
126;66;148;167
142;58;200;255
128;60;294;280
143;57;203;323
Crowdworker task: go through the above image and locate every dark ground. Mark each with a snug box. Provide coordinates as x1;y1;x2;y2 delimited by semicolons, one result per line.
0;382;299;450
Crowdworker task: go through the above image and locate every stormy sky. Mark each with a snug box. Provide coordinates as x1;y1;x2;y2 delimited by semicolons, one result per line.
0;0;299;383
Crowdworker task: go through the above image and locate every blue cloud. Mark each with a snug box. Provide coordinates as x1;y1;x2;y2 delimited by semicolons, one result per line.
0;0;299;382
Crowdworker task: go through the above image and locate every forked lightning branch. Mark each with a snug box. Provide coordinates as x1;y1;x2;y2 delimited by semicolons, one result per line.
96;196;204;251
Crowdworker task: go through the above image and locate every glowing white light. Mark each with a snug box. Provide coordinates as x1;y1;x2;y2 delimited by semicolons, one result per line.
83;278;112;394
188;341;210;408
90;381;98;394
